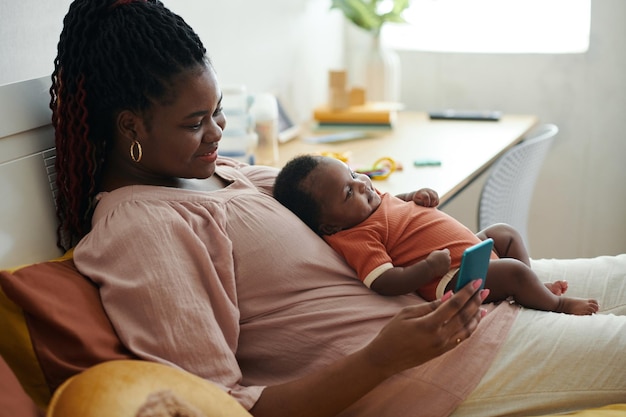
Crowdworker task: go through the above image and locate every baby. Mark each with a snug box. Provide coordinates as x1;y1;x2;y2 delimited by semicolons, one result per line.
274;154;598;315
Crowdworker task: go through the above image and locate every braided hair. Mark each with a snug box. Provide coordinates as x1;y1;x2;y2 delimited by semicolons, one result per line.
50;0;207;250
273;155;325;234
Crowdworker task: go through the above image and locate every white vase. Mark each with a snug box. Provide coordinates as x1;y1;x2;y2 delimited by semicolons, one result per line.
364;34;401;103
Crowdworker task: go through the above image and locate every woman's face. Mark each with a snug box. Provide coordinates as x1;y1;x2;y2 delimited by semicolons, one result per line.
134;65;226;182
308;157;382;234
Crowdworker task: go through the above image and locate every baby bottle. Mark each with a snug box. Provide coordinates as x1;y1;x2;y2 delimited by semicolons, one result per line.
250;93;279;166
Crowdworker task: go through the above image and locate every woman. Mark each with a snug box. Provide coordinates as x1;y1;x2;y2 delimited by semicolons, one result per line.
52;1;626;416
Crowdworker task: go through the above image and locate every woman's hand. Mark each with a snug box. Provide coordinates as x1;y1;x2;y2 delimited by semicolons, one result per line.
363;280;488;377
252;282;489;417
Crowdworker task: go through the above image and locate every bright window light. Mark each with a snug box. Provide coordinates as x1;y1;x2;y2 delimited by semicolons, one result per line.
383;0;591;54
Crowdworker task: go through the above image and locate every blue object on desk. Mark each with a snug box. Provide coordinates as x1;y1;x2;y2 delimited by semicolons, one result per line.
414;158;442;167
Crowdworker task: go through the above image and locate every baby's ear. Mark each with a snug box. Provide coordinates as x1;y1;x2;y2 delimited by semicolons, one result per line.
319;223;342;235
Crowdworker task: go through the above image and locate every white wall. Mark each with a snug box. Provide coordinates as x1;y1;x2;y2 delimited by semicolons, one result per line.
164;0;342;123
1;0;624;259
0;0;342;123
401;1;626;259
0;1;72;84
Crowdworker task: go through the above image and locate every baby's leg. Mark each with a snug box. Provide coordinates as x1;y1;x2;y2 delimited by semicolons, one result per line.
485;259;599;315
476;223;530;266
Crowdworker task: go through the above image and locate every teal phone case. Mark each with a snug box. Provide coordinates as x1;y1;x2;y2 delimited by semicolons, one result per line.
454;238;494;292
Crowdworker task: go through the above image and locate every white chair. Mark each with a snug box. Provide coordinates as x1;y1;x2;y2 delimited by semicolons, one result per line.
477;123;559;251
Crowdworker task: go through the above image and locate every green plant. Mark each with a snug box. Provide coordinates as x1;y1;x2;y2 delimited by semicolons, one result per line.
331;0;410;36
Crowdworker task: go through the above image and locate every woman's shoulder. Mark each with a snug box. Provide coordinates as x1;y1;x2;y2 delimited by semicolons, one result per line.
217;157;279;195
88;162;275;230
94;185;196;208
91;183;225;223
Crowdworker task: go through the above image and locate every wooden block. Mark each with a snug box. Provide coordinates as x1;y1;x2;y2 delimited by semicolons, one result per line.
328;88;349;110
328;70;347;89
349;87;366;106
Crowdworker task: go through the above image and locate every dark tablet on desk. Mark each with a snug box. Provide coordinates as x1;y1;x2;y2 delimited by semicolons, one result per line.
429;110;502;121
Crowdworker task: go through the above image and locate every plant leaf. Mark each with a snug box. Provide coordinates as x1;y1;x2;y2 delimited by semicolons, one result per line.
331;0;383;32
391;0;410;16
380;12;407;24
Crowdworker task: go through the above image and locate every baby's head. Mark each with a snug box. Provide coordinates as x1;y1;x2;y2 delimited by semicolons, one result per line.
274;155;381;235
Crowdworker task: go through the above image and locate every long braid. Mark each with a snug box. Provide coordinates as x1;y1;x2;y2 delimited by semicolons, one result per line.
50;0;207;250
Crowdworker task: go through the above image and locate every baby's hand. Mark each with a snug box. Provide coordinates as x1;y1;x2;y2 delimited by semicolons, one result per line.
426;249;451;277
413;188;439;207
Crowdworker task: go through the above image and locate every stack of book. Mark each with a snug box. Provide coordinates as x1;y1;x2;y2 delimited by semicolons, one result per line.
313;102;397;129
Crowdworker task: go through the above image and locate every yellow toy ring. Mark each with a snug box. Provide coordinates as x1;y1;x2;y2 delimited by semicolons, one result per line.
356;156;397;180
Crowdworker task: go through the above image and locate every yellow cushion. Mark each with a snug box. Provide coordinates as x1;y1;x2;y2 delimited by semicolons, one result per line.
47;359;252;417
0;278;48;407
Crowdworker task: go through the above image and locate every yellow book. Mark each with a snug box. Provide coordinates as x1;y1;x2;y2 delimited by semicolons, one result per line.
313;103;397;125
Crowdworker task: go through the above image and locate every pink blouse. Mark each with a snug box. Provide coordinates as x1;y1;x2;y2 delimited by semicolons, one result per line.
74;158;519;416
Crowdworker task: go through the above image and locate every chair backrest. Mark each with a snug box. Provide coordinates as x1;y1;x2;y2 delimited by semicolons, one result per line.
477;123;558;251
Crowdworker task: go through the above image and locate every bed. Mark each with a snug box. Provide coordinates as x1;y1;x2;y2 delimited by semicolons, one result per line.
0;77;624;416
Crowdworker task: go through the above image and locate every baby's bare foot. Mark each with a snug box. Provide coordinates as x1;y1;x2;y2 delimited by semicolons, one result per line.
555;297;599;315
545;280;568;296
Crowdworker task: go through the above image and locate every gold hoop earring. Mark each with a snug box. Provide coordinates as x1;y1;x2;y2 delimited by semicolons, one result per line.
130;140;143;163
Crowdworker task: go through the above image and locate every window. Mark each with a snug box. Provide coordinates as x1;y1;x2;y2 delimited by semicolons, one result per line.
383;0;591;54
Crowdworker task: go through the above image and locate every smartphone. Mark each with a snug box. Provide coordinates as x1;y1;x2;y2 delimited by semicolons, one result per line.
454;238;494;292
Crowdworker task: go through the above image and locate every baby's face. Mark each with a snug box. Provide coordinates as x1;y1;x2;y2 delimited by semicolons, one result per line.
308;157;381;234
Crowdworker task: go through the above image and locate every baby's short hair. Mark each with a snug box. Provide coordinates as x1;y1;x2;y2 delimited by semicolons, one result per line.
273;154;324;234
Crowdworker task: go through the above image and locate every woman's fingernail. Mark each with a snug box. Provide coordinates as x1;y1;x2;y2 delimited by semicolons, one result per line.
480;308;488;318
480;289;490;301
473;279;483;289
441;290;453;302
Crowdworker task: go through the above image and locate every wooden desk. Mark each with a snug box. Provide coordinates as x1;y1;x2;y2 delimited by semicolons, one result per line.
277;112;538;205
